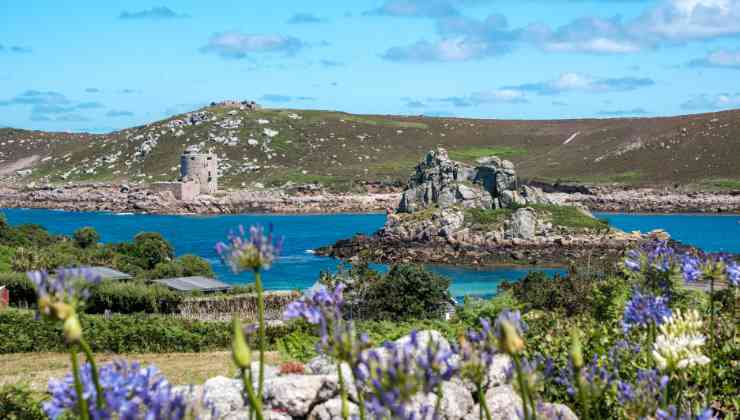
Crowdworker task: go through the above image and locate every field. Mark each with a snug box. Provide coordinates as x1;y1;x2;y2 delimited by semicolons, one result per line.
1;106;739;191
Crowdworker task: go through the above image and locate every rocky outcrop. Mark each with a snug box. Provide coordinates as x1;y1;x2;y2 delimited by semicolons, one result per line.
398;148;551;213
184;331;576;420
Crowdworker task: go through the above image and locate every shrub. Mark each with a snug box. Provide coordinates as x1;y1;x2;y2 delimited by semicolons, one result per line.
73;226;100;249
455;290;523;326
501;270;595;316
0;384;47;420
0;245;14;272
133;232;174;269
84;280;183;314
0;272;36;307
359;264;452;321
148;255;214;280
590;275;631;322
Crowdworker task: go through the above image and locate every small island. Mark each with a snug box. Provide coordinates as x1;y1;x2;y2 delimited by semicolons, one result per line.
319;147;668;266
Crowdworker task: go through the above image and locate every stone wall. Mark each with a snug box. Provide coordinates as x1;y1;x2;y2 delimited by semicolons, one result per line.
151;181;200;202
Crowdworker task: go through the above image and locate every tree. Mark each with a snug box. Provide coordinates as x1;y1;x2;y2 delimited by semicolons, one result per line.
73;227;100;249
132;232;174;270
361;264;452;321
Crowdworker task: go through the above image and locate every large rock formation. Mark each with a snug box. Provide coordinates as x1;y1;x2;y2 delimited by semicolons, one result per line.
398;148;550;213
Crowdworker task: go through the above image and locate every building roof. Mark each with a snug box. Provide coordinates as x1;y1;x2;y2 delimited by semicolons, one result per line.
152;276;232;293
54;267;132;281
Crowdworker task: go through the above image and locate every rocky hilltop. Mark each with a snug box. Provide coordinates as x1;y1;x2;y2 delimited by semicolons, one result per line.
318;149;664;266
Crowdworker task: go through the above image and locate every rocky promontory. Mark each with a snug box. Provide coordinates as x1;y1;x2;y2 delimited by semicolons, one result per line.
317;148;665;266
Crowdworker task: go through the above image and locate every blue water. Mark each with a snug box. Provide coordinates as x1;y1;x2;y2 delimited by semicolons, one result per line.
2;208;738;297
595;213;740;254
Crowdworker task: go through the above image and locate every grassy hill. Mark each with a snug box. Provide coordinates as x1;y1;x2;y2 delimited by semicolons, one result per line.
1;104;739;191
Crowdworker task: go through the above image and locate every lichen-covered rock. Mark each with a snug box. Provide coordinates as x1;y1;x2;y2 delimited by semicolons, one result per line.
397;148;549;213
471;384;522;419
408;381;475;419
507;207;538;240
264;375;338;417
307;398;359;420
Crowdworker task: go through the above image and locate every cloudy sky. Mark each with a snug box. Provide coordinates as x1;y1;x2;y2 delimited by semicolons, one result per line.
1;0;740;132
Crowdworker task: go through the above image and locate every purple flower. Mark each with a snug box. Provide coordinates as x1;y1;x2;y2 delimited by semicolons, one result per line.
623;241;677;274
44;360;189;420
493;310;527;340
726;260;739;287
621;289;672;334
215;224;283;273
615;369;668;418
357;333;456;420
28;268;101;302
681;254;703;283
655;406;715;420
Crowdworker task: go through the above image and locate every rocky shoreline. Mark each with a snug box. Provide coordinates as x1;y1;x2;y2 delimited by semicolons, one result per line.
0;183;399;215
0;183;738;215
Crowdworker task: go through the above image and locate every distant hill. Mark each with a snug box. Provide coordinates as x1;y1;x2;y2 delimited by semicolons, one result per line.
1;105;739;191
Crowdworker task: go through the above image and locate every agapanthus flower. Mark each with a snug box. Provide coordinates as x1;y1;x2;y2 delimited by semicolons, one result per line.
623;241;677;273
552;355;612;399
681;253;739;287
215;224;283;273
726;259;739;287
357;332;457;420
680;254;703;283
28;268;101;321
45;360;190;420
652;309;710;372
458;318;497;387
615;369;668;418
621;289;672;334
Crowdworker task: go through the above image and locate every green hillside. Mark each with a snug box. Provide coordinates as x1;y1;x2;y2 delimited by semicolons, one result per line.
1;104;739;191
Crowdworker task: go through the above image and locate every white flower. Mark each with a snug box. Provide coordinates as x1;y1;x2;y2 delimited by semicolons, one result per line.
652;309;710;372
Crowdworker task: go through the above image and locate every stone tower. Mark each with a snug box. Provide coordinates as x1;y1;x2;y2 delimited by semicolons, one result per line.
180;146;218;194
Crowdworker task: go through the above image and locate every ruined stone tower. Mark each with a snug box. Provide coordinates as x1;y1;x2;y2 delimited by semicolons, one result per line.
180;146;218;194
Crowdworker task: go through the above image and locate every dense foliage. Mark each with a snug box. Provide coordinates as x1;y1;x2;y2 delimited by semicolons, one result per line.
73;227;100;249
0;384;47;420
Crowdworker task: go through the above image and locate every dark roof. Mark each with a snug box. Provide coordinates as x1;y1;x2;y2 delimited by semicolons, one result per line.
152;276;232;292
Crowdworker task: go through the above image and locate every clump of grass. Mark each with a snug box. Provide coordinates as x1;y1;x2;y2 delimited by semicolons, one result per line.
464;207;513;229
449;146;527;162
703;178;740;190
530;204;609;231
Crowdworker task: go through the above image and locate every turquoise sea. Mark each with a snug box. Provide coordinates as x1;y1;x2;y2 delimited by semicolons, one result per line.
2;209;738;298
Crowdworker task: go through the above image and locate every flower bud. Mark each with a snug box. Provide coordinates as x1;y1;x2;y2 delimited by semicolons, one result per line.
52;302;74;321
38;295;52;317
63;315;83;344
499;321;525;354
232;318;252;369
570;331;584;369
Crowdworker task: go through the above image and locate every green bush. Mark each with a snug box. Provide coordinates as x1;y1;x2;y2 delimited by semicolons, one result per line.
73;226;100;249
501;270;595;316
84;280;183;314
590;275;631;322
456;290;523;326
360;264;452;321
0;309;304;354
133;232;174;269
0;245;14;272
0;384;47;420
148;255;214;280
0;272;36;307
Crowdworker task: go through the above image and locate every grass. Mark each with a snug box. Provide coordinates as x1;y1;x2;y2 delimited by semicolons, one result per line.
448;146;528;162
553;171;643;185
702;178;740;190
0;351;282;391
339;115;428;130
464;207;513;229
530;204;609;231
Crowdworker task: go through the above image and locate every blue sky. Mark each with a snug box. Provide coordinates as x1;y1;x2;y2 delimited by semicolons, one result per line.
1;0;740;132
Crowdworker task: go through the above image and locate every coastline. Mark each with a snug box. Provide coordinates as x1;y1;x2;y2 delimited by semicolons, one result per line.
1;183;739;215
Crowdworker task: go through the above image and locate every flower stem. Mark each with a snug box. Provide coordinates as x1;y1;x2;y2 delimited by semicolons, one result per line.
79;338;105;410
477;381;492;420
513;356;530;420
69;346;90;420
255;270;266;400
349;365;366;420
434;383;444;419
241;367;264;420
707;275;715;405
337;360;349;420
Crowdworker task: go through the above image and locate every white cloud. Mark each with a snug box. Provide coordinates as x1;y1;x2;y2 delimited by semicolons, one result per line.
688;48;740;68
201;32;304;59
681;92;740;110
507;73;655;95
